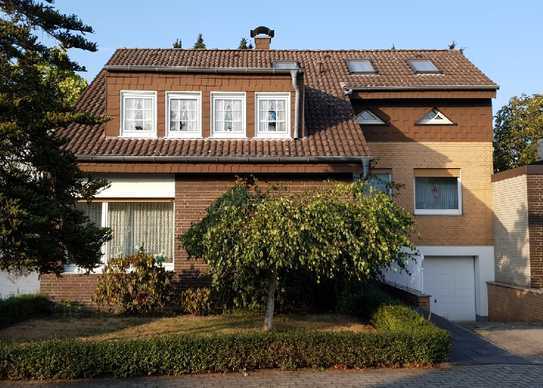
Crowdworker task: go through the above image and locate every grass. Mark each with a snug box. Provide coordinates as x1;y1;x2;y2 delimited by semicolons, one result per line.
0;313;372;343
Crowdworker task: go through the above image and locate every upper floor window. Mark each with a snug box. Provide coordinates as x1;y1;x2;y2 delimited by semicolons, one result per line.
408;59;440;74
211;92;246;138
255;93;290;138
414;169;462;215
121;91;156;138
368;172;392;193
417;108;453;125
347;59;376;74
166;92;202;138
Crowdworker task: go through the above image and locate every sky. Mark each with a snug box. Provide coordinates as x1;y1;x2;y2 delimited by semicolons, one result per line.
54;0;542;112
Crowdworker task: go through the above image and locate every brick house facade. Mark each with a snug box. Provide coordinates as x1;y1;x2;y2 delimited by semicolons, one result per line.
41;28;498;320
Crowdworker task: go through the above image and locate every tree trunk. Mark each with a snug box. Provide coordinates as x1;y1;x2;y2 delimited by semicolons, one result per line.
263;277;277;331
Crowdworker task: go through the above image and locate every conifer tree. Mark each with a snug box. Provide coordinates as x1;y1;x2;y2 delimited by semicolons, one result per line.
193;33;206;49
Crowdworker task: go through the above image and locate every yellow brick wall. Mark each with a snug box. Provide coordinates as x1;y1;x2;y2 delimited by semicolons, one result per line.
493;175;530;286
369;142;493;246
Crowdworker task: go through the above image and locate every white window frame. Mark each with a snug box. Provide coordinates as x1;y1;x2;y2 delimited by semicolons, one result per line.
120;90;157;138
255;92;291;139
166;91;202;138
413;175;462;216
210;92;247;138
65;200;175;273
356;109;386;125
416;108;453;125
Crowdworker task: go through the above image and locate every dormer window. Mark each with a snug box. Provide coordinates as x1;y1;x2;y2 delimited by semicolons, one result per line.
417;108;453;125
408;59;440;74
256;92;290;138
211;92;246;138
347;59;376;74
166;92;202;138
120;91;156;138
356;109;386;125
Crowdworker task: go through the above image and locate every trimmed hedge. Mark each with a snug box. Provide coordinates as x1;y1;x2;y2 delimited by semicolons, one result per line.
0;294;51;328
0;305;450;380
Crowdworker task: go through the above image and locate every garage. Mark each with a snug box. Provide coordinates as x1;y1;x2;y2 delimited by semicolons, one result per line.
423;256;476;321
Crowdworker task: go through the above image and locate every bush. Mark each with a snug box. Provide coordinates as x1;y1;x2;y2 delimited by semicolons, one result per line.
336;282;398;318
94;249;175;315
180;288;213;316
0;294;51;328
0;304;450;380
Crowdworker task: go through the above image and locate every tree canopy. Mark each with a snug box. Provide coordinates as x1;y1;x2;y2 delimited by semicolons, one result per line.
172;38;182;48
181;180;414;330
0;0;110;274
193;33;206;49
238;38;249;49
494;94;543;172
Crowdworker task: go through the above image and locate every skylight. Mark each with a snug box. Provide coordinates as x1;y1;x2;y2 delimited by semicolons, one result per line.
356;110;385;125
408;59;439;73
347;59;376;74
417;109;453;125
272;61;299;70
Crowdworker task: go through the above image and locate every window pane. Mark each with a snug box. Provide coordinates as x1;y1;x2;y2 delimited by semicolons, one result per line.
76;202;102;226
415;177;458;210
107;202;174;263
258;97;288;134
368;173;391;193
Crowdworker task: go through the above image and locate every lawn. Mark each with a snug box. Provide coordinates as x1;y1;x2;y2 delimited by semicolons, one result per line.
0;312;372;343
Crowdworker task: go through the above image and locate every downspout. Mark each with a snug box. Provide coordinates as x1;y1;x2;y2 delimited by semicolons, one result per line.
290;69;301;138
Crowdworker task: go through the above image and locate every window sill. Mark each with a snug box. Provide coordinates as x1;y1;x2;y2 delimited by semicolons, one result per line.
119;133;157;139
254;133;292;139
414;209;462;216
166;133;203;139
210;134;247;139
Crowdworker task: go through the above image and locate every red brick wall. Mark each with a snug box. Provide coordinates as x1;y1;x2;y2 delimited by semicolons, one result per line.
528;175;543;288
40;173;352;303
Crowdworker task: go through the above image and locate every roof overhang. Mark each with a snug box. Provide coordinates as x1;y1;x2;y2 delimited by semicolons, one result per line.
75;155;372;163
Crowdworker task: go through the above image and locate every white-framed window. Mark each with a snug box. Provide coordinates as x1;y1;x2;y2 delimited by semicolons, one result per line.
211;92;246;138
65;200;175;272
255;92;291;138
356;109;386;125
414;175;462;215
417;108;453;125
120;91;157;138
166;92;202;138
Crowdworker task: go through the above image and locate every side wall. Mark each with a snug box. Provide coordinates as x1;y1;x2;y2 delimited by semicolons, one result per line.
493;174;531;287
528;175;543;288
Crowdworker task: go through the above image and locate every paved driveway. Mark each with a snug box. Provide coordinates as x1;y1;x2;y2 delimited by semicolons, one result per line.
4;317;543;387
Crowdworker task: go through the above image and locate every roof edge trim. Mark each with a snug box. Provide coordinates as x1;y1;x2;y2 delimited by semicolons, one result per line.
349;84;499;91
76;155;372;163
104;65;303;75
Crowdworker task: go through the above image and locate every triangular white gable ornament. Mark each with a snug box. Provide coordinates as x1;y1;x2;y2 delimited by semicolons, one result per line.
356;110;385;125
417;109;453;125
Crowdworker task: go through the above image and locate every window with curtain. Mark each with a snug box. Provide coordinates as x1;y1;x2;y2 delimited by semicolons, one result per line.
65;202;103;272
256;93;289;137
415;177;460;214
121;91;156;137
107;202;174;263
167;92;201;137
212;93;245;137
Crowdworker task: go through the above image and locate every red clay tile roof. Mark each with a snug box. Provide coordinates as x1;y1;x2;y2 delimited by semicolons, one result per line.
61;49;496;161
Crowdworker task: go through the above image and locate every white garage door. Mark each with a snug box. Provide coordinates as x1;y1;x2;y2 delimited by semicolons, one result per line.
423;256;476;321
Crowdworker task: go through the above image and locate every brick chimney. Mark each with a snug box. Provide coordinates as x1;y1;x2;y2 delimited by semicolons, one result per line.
250;26;274;50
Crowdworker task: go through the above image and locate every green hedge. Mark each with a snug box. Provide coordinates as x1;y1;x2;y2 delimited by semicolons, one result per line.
0;294;51;328
0;305;450;380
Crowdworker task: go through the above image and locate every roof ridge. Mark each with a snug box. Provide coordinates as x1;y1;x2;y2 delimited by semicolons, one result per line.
114;47;456;53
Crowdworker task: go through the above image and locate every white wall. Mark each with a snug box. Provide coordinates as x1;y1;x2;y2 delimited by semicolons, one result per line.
0;271;40;299
383;245;495;317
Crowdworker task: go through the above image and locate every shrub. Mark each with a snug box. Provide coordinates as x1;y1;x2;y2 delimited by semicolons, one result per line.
94;249;175;315
180;288;213;316
0;304;450;380
0;294;51;328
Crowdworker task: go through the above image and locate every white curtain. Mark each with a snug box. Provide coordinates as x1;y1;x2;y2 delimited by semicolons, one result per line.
107;202;174;262
415;177;458;210
66;202;103;272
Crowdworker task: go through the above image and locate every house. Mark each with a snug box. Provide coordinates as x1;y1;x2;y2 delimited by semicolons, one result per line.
40;27;497;321
490;145;543;321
